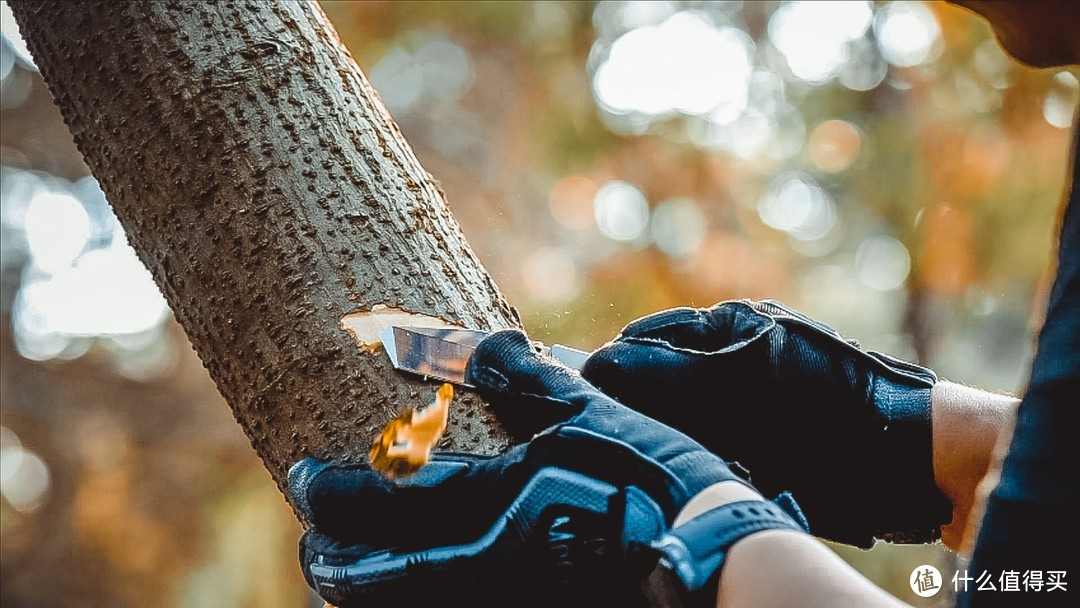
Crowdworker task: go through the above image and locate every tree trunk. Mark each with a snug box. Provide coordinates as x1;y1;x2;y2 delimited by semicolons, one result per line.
9;0;519;496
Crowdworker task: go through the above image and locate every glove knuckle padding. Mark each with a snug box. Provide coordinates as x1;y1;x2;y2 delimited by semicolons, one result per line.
465;329;591;438
467;329;577;396
582;298;949;547
551;415;725;513
301;449;580;553
617;306;703;338
610;302;774;356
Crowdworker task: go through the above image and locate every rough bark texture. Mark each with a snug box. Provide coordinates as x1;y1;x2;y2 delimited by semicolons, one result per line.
10;0;520;494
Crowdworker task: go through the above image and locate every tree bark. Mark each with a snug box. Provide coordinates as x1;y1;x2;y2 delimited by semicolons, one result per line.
9;0;519;495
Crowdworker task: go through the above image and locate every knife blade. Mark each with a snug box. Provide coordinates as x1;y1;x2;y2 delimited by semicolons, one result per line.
380;325;589;386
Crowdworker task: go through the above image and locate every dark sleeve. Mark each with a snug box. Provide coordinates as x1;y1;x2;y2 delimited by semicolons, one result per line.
958;130;1080;607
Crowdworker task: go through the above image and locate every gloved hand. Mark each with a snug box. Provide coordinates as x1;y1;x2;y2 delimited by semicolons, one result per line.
582;299;952;548
287;330;808;607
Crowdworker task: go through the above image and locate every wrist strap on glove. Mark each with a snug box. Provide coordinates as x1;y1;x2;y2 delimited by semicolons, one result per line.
644;494;809;607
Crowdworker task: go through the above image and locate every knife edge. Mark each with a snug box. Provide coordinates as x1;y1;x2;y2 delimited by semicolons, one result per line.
382;325;589;385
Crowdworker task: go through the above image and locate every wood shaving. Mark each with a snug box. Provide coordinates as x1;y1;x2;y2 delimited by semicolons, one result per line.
369;383;453;478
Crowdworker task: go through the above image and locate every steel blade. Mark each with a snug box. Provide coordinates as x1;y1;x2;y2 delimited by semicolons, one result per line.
381;326;489;385
381;325;590;385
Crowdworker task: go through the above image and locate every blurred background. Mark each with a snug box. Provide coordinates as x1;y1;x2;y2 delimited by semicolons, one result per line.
1;1;1076;606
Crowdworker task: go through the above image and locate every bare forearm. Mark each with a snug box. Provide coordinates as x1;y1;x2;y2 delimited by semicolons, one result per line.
717;530;907;608
674;482;907;608
666;380;1018;608
706;380;1018;607
930;381;1018;550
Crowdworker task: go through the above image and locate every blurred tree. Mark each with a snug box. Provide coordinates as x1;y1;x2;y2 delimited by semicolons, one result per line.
7;0;519;492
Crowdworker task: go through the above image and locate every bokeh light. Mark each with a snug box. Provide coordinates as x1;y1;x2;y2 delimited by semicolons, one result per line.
972;39;1011;91
592;1;679;45
874;1;940;68
855;235;911;291
0;426;51;513
19;240;169;336
809;119;862;173
1;35;12;81
1043;70;1079;130
594;180;649;242
838;35;889;91
368;35;473;113
0;1;36;71
758;173;837;243
3;168;170;363
768;1;872;83
24;190;91;273
652;198;706;257
593;10;754;120
549;175;598;231
521;246;580;304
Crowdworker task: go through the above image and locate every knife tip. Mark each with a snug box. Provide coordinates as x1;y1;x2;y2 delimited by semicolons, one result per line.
380;325;399;368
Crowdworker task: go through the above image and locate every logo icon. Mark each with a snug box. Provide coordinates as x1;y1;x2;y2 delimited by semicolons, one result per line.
911;565;942;597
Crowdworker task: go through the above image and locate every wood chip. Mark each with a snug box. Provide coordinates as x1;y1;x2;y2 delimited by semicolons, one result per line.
369;383;453;478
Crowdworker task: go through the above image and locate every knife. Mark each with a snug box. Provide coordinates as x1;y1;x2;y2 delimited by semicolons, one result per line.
380;326;589;386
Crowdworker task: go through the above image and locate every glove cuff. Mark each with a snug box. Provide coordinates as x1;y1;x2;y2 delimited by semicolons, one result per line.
868;367;953;544
645;496;809;607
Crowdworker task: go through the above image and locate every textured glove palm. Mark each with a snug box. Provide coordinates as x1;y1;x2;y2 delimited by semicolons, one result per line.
582;299;951;548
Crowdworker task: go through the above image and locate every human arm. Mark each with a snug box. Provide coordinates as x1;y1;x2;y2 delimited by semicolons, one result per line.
672;481;906;608
287;330;810;607
929;381;1017;549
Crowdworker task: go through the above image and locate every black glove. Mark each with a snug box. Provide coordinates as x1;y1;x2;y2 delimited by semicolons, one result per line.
287;330;808;607
582;299;952;548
